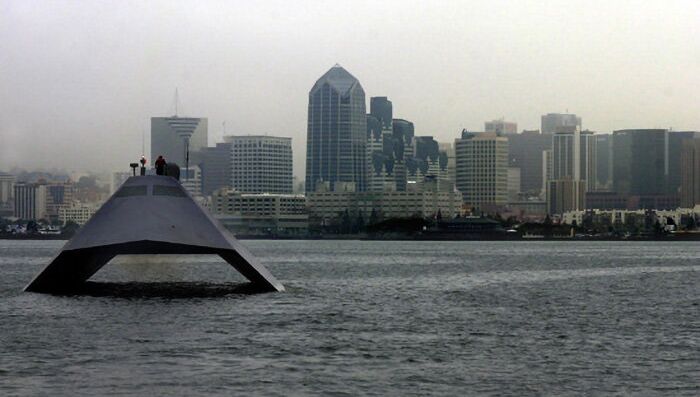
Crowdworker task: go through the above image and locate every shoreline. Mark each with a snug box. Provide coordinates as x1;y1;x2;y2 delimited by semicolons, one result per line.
4;234;699;242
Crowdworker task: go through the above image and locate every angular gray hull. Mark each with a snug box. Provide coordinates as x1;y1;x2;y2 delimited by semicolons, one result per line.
25;176;284;293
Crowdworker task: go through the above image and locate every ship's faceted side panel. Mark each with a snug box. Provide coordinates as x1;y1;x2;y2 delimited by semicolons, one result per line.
25;176;284;293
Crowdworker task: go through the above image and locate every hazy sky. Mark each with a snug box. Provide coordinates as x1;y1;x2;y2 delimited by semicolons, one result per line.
1;0;699;178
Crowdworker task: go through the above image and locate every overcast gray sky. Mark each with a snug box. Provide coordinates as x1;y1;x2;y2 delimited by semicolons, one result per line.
1;0;699;178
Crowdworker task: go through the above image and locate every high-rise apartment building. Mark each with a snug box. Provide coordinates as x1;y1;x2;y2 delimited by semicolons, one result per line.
455;131;509;211
680;138;700;208
13;183;47;221
225;135;293;194
305;65;367;192
485;119;517;135
541;113;582;134
151;116;208;167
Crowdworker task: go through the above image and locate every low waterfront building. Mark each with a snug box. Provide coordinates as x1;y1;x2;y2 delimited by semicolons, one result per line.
58;202;100;225
562;208;698;229
585;192;680;210
505;200;547;219
307;189;462;225
211;188;307;236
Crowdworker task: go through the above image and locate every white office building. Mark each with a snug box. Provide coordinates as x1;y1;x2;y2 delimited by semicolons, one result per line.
224;135;293;194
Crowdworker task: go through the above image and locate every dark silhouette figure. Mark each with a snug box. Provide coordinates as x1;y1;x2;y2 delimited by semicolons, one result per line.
155;155;167;176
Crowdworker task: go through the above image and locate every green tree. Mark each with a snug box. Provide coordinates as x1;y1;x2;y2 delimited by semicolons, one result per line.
62;220;80;236
369;208;380;226
354;212;365;233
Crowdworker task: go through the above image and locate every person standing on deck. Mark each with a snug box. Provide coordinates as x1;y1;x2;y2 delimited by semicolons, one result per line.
155;155;167;175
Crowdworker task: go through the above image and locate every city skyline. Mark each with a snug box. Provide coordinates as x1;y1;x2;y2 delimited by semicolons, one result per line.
2;1;700;180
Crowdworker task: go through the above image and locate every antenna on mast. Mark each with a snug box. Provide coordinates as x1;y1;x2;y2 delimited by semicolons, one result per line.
175;87;179;117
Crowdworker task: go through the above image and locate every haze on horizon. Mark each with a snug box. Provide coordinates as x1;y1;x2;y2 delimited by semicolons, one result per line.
1;0;699;179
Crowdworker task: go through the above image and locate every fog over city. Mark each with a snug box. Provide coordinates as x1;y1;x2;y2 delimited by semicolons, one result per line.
1;0;699;178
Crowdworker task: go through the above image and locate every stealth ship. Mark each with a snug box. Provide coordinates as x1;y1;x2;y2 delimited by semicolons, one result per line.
25;174;284;293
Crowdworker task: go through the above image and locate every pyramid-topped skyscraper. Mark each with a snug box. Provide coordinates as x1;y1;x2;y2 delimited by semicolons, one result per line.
305;65;367;192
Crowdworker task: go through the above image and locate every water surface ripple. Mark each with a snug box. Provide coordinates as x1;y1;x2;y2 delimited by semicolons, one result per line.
0;240;698;396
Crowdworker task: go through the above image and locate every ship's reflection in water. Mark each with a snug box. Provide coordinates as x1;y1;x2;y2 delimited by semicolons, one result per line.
61;281;268;298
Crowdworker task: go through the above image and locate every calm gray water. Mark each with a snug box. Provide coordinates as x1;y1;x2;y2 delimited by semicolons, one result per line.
0;240;698;396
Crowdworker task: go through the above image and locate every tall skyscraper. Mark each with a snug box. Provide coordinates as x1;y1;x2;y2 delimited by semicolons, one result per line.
151;116;208;167
407;136;451;192
305;65;367;193
546;126;593;213
367;97;396;192
541;113;582;134
225;135;293;194
551;127;597;191
594;134;613;191
391;119;415;191
485;119;517;135
370;97;393;130
507;130;552;196
680;138;700;208
612;129;667;196
541;149;552;198
666;131;697;195
455;131;509;211
438;141;456;191
199;142;233;196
